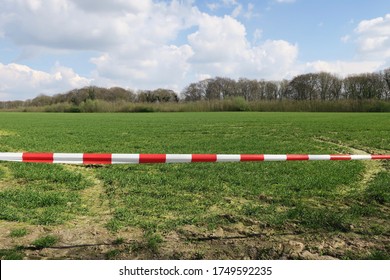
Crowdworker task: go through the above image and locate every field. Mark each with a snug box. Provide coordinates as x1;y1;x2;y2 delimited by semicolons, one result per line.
0;112;389;260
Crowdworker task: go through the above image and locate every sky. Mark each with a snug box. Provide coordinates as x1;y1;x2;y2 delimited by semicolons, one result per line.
0;0;390;101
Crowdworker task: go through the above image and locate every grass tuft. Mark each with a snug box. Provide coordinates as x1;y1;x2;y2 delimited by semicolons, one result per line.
9;228;28;238
32;235;59;249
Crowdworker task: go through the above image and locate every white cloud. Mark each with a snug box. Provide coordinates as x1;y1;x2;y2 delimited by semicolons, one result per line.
275;0;296;3
231;4;242;18
69;0;153;14
355;14;390;59
341;35;350;43
3;0;388;101
253;28;263;43
187;14;298;80
302;14;390;77
0;63;90;100
90;44;194;90
244;3;258;19
304;60;384;77
0;0;301;99
207;3;220;11
188;15;247;63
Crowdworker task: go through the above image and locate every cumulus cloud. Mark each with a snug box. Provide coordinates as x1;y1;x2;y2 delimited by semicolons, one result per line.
90;44;194;90
355;14;390;59
1;0;156;51
69;0;153;14
298;14;390;77
188;14;297;80
0;63;90;100
3;0;387;101
304;60;384;77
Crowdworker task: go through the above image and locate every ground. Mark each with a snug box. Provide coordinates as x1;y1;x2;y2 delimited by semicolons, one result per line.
0;142;388;260
0;112;389;260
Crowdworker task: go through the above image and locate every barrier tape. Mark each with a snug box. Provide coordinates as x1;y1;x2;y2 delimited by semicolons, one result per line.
0;152;389;164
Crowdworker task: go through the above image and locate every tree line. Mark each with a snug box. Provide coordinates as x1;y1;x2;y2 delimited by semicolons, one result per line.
0;87;178;109
182;69;390;101
1;68;389;111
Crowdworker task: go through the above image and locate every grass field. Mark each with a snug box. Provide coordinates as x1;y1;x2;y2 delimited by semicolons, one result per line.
0;112;389;260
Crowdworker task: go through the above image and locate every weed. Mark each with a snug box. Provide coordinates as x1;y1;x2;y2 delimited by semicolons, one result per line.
192;251;205;260
32;235;59;249
113;237;125;245
106;219;122;232
145;232;164;253
105;249;121;260
366;250;390;260
0;248;24;260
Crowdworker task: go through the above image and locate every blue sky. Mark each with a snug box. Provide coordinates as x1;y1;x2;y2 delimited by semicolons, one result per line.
0;0;389;100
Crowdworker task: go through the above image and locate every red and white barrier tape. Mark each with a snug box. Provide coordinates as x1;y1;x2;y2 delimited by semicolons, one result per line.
0;152;389;164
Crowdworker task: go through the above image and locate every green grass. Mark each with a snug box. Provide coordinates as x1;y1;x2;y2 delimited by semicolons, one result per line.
11;162;90;191
0;112;389;259
0;162;91;225
9;228;28;238
0;248;24;260
364;171;390;204
0;112;388;153
32;235;59;249
0;188;82;225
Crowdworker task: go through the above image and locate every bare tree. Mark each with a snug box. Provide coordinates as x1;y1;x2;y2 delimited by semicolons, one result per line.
343;73;384;100
288;73;318;100
181;79;210;101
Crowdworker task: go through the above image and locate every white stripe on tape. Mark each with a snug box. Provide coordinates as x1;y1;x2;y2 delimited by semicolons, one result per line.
53;153;83;164
308;155;331;160
217;154;241;162
350;154;372;160
264;154;287;161
0;152;23;162
166;154;192;163
111;154;139;164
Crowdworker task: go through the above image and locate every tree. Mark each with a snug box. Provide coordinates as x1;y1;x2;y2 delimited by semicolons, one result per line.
204;77;236;100
181;79;210;101
288;73;318;100
329;75;342;100
30;94;52;106
237;78;260;101
152;89;179;102
343;73;384;100
278;79;290;100
264;81;278;100
382;68;390;100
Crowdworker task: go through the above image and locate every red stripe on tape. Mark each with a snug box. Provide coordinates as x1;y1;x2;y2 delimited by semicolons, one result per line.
240;154;265;161
192;154;217;162
330;155;351;160
83;153;112;164
287;154;309;161
139;154;166;163
371;155;390;160
23;153;53;163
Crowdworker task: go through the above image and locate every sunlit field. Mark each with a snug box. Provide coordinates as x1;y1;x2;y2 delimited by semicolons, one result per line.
0;112;389;260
